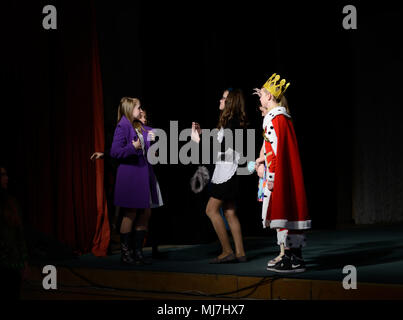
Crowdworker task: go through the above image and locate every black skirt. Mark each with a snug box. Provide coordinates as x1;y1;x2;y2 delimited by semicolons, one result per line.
209;173;239;201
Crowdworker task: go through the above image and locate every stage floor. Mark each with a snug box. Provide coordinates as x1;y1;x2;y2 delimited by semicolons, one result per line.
33;224;403;285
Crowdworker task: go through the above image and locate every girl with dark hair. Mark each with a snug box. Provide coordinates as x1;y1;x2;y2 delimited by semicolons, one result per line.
192;88;248;263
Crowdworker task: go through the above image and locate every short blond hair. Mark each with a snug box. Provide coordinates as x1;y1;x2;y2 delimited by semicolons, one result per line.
262;87;291;115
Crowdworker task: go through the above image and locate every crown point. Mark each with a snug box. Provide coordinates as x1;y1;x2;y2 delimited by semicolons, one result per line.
262;73;290;99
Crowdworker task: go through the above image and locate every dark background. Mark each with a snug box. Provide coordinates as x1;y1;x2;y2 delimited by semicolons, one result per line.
95;0;353;242
2;1;403;251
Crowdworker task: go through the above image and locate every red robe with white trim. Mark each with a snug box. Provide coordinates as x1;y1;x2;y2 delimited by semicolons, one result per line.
264;114;310;229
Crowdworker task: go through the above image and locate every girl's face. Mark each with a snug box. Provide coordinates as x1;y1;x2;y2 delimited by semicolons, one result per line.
132;103;141;119
139;111;147;125
219;90;229;111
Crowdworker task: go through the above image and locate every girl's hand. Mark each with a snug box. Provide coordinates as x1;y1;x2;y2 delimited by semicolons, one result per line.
90;152;104;160
192;122;201;135
147;131;156;141
132;138;141;150
267;181;274;191
191;122;201;143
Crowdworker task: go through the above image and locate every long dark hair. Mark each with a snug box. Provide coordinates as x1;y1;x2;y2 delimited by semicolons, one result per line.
217;88;248;129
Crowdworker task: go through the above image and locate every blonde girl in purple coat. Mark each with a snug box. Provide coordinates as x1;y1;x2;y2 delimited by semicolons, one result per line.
110;97;163;265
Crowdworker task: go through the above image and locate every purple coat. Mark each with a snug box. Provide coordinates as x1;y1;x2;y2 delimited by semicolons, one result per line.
110;115;160;209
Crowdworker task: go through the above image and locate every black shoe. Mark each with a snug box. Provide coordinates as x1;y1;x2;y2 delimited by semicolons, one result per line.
266;254;306;273
134;249;152;265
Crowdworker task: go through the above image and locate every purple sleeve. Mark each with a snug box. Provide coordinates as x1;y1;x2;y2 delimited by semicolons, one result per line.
110;123;142;159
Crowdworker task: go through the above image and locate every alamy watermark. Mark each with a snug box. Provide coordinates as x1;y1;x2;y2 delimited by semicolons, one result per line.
342;5;357;30
342;265;357;289
42;5;57;30
42;265;57;290
146;121;256;176
42;4;357;32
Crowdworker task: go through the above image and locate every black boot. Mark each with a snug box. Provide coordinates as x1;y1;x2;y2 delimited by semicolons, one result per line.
134;230;152;265
120;233;136;265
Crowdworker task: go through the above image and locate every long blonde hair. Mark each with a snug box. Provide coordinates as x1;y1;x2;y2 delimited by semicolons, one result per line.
117;97;140;124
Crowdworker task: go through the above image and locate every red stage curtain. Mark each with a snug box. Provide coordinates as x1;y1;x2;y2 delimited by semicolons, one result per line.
90;3;111;257
8;1;110;256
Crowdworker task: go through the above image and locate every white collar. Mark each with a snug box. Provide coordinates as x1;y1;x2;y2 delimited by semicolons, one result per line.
262;106;291;129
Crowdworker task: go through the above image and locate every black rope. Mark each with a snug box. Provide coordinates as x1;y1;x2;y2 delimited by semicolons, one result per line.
25;267;282;299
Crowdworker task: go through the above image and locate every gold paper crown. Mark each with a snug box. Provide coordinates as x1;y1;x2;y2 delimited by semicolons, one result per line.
263;73;290;99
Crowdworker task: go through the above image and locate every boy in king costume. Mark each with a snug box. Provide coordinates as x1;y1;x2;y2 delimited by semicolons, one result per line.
254;73;311;273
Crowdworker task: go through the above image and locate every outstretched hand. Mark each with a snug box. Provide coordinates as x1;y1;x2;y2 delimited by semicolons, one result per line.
90;152;104;160
193;122;201;132
191;122;201;143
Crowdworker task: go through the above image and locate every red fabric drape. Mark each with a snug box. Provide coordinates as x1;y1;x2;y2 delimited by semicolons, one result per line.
10;1;110;255
55;1;110;255
90;2;110;256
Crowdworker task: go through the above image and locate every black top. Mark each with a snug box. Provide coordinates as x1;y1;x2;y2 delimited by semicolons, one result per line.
196;116;248;175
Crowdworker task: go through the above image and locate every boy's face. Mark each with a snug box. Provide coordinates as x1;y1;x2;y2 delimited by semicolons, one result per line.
255;88;270;116
253;87;271;116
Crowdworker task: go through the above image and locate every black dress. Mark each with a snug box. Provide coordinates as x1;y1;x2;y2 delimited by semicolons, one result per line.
208;118;247;202
209;172;240;201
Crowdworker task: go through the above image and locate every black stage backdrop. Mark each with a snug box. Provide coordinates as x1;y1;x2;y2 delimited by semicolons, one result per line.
95;0;352;243
2;1;403;253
